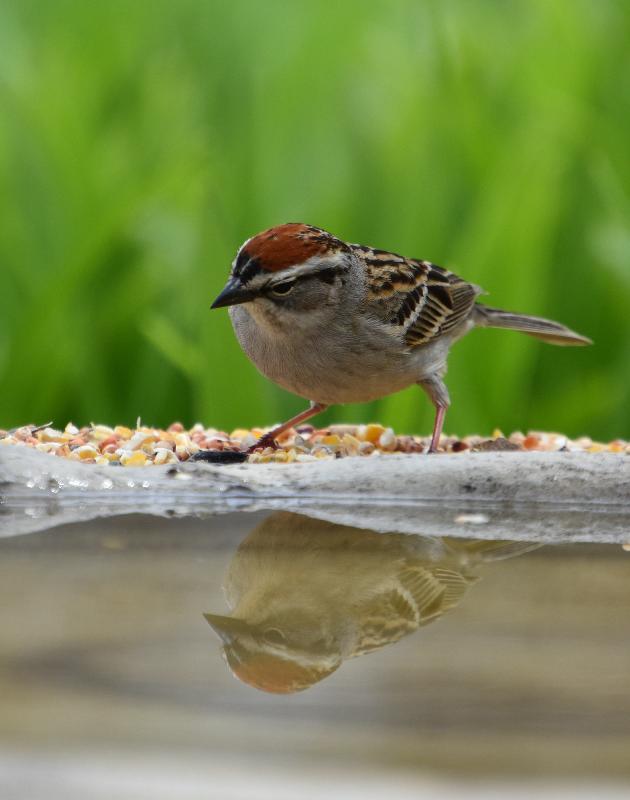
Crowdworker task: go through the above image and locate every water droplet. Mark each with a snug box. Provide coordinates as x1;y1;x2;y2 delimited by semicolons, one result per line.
68;478;89;489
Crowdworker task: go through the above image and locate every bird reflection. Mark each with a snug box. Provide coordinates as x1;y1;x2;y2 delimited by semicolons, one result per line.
205;512;539;694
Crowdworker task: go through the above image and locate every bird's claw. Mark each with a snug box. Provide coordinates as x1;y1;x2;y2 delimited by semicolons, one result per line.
247;433;280;454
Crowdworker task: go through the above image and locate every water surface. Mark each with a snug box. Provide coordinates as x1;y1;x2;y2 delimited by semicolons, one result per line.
1;510;629;798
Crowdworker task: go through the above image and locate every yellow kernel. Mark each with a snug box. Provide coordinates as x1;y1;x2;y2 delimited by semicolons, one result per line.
492;428;505;440
38;427;65;443
363;424;385;443
121;451;148;467
90;425;115;442
230;428;252;439
114;425;132;438
321;434;341;446
75;445;100;460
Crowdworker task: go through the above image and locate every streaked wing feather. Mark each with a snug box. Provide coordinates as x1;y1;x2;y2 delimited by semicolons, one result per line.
399;564;472;623
353;588;419;656
404;268;479;347
351;563;476;657
351;244;480;347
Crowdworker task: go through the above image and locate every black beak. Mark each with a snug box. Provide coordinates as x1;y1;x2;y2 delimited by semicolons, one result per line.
211;278;256;309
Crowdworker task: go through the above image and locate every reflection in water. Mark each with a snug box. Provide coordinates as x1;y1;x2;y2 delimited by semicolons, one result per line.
205;512;539;694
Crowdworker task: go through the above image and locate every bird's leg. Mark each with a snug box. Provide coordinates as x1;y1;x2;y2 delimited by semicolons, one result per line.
191;401;328;464
417;376;451;454
249;401;328;453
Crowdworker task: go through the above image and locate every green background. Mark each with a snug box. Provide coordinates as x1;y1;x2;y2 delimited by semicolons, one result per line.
1;0;628;439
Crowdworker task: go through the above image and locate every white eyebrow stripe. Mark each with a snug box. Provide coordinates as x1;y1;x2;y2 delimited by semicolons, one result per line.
266;253;348;283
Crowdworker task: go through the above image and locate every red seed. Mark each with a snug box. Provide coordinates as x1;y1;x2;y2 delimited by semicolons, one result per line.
99;435;119;450
451;441;470;452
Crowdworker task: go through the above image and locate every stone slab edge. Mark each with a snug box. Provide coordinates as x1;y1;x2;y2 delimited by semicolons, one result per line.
1;446;629;542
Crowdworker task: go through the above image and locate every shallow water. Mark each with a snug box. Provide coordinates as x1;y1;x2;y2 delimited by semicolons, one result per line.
1;509;629;799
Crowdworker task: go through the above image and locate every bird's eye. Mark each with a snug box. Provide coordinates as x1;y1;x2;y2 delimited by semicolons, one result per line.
269;281;295;297
263;627;286;646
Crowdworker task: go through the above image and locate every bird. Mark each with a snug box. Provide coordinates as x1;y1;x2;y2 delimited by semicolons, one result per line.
204;511;539;694
205;223;591;456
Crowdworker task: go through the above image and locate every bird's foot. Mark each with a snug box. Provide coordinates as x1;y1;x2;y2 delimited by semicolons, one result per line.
246;432;281;454
189;432;283;464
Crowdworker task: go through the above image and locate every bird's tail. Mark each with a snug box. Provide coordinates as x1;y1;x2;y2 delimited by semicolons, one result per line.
473;304;592;346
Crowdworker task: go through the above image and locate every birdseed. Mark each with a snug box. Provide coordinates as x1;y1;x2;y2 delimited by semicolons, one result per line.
0;422;627;466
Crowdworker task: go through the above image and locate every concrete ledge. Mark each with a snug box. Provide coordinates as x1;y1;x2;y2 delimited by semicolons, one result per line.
1;446;629;542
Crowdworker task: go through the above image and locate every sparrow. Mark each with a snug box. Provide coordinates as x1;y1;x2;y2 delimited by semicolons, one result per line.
204;511;539;694
205;223;591;457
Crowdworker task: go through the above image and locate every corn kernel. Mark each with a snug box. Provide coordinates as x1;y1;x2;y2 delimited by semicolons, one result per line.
363;424;385;443
230;428;251;439
587;443;606;453
75;445;100;460
120;451;148;467
114;425;132;438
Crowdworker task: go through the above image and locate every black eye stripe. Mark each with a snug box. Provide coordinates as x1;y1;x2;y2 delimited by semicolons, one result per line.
233;254;262;285
267;266;343;297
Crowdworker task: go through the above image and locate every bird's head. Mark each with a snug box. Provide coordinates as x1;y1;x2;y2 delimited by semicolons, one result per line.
211;223;356;328
204;612;341;694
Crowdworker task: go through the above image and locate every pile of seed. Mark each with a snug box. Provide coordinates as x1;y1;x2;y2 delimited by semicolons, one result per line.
0;421;627;466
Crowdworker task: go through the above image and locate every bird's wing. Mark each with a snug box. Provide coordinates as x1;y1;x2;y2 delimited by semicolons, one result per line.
351;563;476;657
351;244;481;347
352;587;419;656
399;563;474;624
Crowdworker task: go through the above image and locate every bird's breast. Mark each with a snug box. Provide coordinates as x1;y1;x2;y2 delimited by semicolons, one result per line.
229;305;421;404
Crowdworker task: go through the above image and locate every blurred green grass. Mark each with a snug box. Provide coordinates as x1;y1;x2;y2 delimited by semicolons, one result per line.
0;0;628;438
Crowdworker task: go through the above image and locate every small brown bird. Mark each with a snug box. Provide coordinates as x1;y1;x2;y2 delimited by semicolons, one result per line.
204;512;539;694
208;223;591;455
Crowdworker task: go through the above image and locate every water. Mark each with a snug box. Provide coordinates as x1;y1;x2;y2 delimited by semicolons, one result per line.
1;509;629;799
